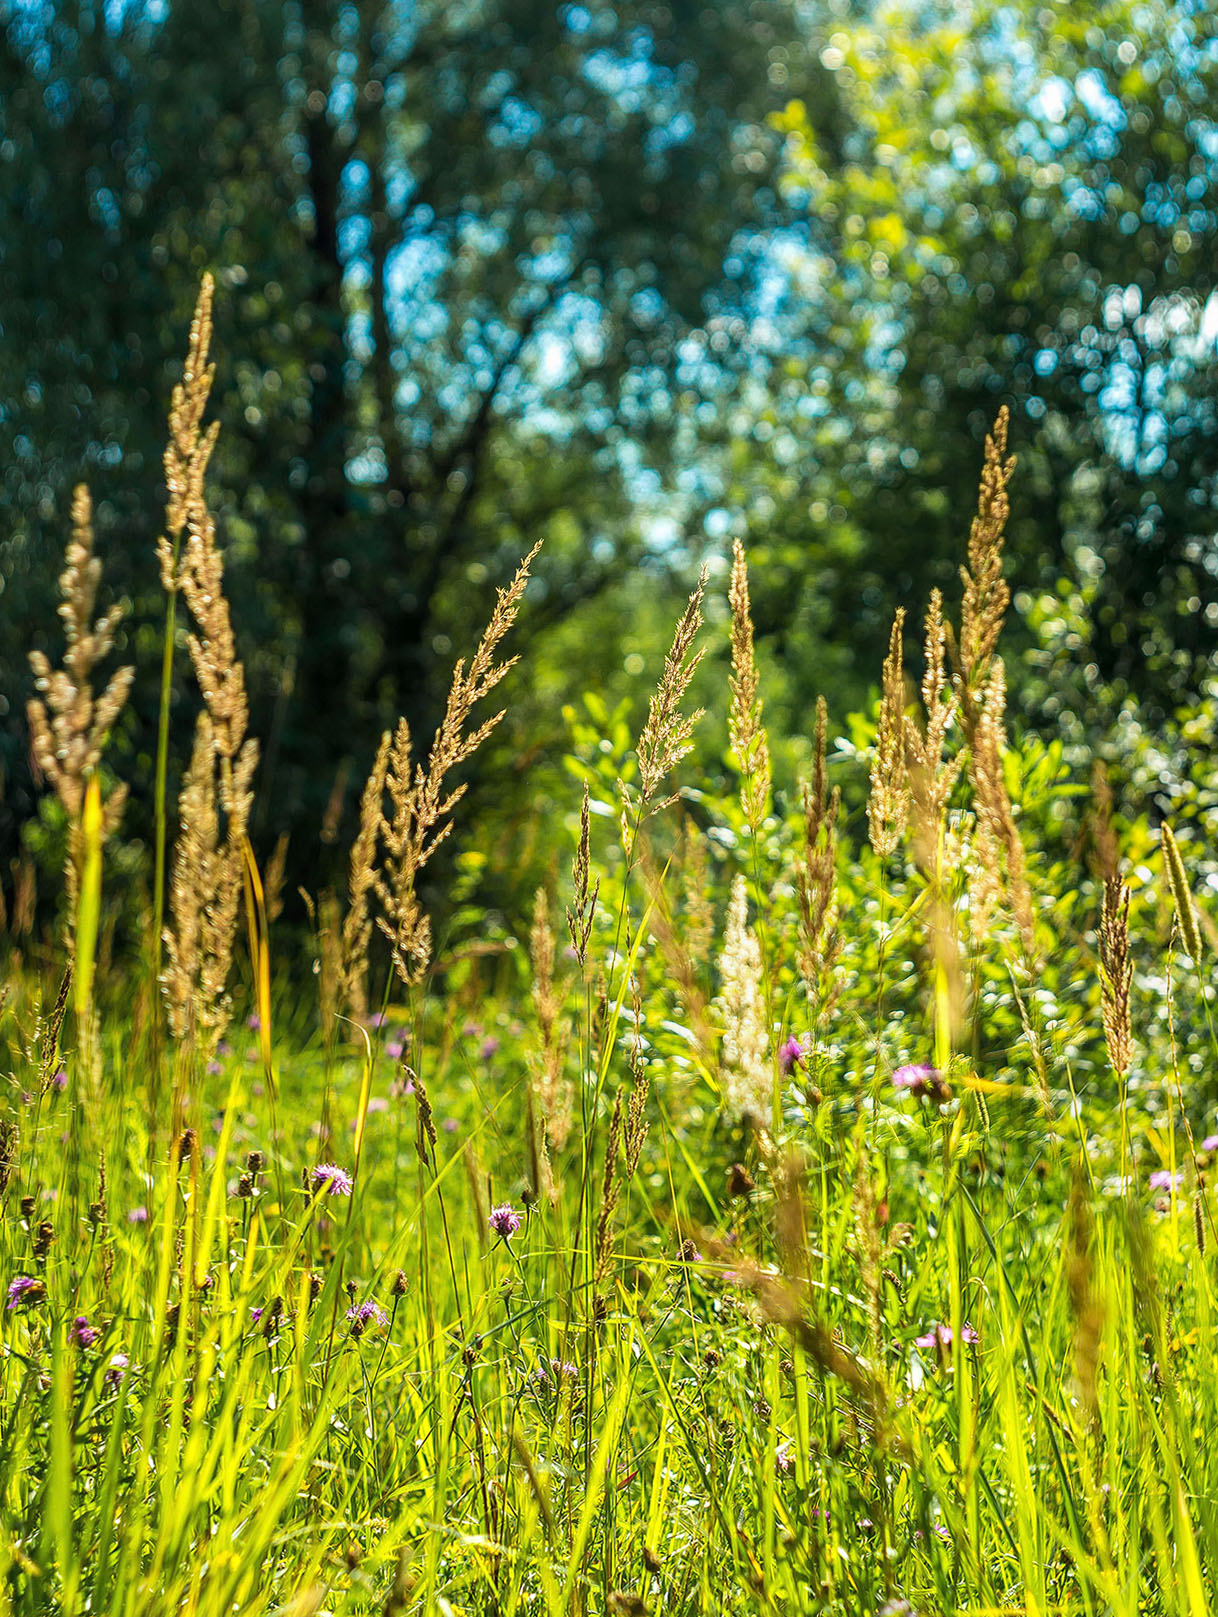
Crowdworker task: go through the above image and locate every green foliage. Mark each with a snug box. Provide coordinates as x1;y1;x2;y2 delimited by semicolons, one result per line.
759;0;1218;732
7;530;1218;1609
0;0;823;887
6;0;1217;937
4;25;1218;1602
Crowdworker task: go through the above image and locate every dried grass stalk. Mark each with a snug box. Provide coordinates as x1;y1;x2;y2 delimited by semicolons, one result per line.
370;543;541;988
160;277;258;1053
566;784;599;967
1162;823;1203;962
968;659;1035;952
634;568;708;811
905;589;962;871
264;833;289;924
717;874;770;1122
37;969;73;1096
178;492;258;829
959;406;1015;686
163;714;219;1042
1099;875;1133;1077
158;274;219;592
27;485;134;907
868;609;910;859
727;539;771;833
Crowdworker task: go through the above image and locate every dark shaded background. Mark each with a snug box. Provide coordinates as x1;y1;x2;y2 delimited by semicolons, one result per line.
3;0;1216;922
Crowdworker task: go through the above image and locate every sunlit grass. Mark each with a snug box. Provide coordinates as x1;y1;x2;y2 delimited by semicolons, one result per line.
3;280;1217;1616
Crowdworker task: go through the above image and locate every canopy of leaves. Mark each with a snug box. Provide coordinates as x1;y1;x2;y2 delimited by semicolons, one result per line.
3;0;1216;924
0;0;844;881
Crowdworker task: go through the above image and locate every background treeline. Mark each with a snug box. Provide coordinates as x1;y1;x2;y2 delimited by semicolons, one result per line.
3;0;1217;932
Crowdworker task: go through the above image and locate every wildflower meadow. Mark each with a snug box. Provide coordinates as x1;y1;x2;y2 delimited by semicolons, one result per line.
5;276;1218;1617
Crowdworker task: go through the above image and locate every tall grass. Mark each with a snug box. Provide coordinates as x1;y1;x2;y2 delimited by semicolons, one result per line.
3;282;1217;1617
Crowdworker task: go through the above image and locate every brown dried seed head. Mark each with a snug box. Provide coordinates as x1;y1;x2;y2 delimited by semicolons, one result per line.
717;875;770;1122
959;406;1015;684
1162;823;1203;962
968;659;1035;952
727;538;771;832
1099;876;1133;1077
868;608;910;859
27;483;134;905
372;544;541;993
636;568;707;804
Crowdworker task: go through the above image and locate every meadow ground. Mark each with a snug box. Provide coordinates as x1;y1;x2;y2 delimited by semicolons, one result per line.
3;281;1218;1617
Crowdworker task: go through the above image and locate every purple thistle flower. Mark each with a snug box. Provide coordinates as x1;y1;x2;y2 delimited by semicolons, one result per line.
1149;1168;1182;1192
127;1206;149;1225
489;1203;522;1241
345;1298;389;1330
1203;1135;1218;1153
105;1352;129;1385
206;1060;222;1077
480;1036;500;1060
71;1315;99;1348
893;1064;950;1103
6;1275;44;1310
914;1321;978;1351
250;1306;264;1324
310;1162;354;1197
246;1013;261;1031
778;1036;806;1077
50;1069;67;1092
534;1357;578;1386
385;1040;404;1060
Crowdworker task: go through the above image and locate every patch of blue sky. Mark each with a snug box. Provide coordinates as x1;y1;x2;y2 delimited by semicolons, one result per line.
489;96;544;148
561;5;596;37
329;76;358;124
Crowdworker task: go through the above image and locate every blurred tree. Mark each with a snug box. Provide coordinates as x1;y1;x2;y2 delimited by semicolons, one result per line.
7;0;1218;935
747;0;1218;734
0;0;846;894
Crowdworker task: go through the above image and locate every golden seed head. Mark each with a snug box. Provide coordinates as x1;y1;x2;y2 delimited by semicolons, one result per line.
1162;822;1203;962
727;538;771;833
635;567;708;806
868;607;910;859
